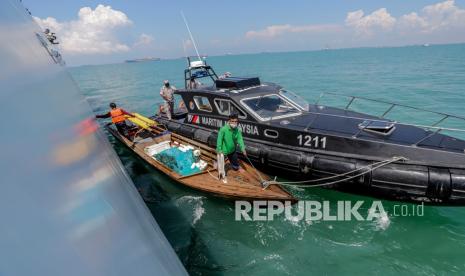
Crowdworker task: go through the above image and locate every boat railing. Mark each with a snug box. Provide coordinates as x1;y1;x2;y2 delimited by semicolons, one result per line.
309;92;465;142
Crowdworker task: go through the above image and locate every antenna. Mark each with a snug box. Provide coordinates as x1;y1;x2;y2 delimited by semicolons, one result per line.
181;38;187;58
181;11;201;61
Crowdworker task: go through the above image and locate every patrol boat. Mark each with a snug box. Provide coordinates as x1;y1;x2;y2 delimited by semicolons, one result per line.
154;57;465;205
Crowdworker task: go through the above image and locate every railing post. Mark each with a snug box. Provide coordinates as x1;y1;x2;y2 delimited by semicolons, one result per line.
414;128;442;146
315;93;324;105
304;113;320;131
345;96;355;110
307;92;465;139
381;104;396;118
432;115;449;127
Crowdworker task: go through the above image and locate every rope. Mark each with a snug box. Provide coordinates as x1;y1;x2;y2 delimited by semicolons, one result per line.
244;154;266;184
275;156;404;184
207;168;219;180
262;156;406;188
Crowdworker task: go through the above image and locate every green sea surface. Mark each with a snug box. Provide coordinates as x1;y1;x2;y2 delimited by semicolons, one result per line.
71;44;465;275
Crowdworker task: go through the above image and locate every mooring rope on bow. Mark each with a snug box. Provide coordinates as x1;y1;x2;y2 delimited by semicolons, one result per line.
244;154;267;184
209;153;406;191
260;156;407;189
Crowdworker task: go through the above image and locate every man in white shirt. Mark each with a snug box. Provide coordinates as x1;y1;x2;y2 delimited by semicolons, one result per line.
160;80;176;119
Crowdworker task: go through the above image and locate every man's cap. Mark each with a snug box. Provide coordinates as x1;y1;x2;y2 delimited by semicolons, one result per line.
229;113;239;120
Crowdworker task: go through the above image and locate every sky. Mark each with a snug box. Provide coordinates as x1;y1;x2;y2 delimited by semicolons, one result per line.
23;0;465;65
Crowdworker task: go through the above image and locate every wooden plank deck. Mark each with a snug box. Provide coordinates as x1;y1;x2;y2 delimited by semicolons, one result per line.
107;125;295;201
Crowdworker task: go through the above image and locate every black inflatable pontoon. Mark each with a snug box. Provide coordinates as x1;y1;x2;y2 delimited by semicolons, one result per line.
155;57;465;205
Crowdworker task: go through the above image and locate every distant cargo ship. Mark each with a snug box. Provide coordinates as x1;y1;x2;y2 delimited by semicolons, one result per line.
125;57;160;63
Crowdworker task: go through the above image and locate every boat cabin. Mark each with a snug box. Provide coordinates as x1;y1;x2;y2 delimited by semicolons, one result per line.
157;57;465;157
170;57;310;129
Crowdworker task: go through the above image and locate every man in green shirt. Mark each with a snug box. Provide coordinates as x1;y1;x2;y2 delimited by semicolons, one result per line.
216;113;247;171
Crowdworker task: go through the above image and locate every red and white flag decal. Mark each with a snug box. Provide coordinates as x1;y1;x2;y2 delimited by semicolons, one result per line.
188;114;199;124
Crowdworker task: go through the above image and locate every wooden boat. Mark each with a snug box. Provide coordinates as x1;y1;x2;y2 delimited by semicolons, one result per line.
105;114;295;202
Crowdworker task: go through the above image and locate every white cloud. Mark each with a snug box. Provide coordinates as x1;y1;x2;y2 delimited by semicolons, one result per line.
243;1;465;50
134;33;154;47
245;24;341;39
246;0;465;43
345;8;396;35
346;0;465;36
34;5;132;55
36;16;62;32
399;0;465;32
398;12;428;31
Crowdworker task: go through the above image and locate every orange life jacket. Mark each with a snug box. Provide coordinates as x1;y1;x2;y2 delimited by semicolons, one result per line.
110;108;125;123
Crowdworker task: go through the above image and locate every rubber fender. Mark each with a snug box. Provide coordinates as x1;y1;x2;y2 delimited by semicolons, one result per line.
427;167;452;201
267;148;301;167
177;125;196;139
207;133;218;148
300;155;315;174
194;128;211;143
166;121;181;132
312;157;356;175
244;143;262;160
450;169;465;192
372;164;428;188
355;161;373;187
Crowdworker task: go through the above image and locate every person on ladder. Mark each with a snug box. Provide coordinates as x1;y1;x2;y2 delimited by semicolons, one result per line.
216;113;247;182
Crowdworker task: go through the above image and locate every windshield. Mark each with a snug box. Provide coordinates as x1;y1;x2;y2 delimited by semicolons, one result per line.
241;94;301;121
279;90;309;111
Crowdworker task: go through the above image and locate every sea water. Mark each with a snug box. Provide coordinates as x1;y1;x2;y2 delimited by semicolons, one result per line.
71;44;465;275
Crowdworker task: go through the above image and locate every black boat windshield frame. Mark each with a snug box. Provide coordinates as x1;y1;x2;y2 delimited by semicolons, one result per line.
279;89;310;111
240;94;302;121
214;98;248;119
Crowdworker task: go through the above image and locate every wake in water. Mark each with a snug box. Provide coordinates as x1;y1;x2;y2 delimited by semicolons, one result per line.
176;195;206;226
368;205;391;231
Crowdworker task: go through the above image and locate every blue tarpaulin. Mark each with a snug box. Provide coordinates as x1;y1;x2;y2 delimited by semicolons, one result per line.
155;147;201;176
